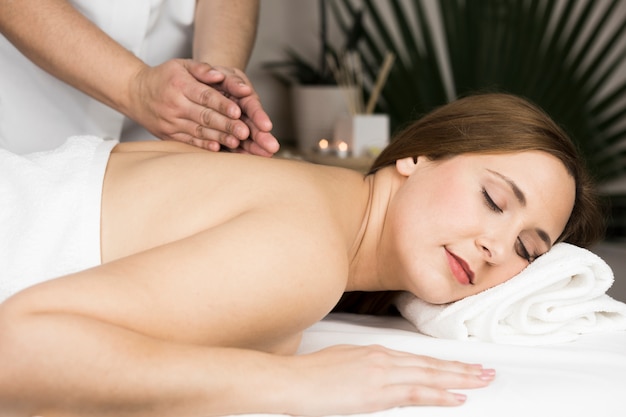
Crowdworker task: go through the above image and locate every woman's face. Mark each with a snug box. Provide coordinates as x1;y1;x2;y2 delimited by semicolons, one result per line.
382;151;575;304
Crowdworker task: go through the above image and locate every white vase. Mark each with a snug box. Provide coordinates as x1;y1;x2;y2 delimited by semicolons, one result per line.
290;85;356;152
333;114;390;157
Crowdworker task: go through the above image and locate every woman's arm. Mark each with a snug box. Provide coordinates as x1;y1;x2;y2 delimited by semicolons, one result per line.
0;302;491;417
0;306;286;417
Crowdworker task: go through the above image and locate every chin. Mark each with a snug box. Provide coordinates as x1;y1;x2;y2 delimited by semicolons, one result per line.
407;269;467;304
425;297;454;305
415;292;457;305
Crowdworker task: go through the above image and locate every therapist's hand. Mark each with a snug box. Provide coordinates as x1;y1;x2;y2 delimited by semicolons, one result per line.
128;59;279;157
203;64;279;157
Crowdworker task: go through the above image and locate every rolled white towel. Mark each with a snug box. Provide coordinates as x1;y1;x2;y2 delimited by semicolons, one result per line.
395;243;626;345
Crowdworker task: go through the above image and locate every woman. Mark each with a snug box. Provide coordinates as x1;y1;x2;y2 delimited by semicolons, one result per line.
0;93;603;416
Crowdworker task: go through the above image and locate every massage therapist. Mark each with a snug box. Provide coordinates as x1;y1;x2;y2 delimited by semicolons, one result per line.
0;0;279;156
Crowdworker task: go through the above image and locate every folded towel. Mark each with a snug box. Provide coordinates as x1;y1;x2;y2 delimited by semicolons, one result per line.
0;136;117;303
395;243;626;345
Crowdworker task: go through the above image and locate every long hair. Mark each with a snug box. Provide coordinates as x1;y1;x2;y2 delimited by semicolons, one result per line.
333;93;605;316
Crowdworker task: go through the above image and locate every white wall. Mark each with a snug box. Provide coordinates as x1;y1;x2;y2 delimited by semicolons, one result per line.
247;0;321;140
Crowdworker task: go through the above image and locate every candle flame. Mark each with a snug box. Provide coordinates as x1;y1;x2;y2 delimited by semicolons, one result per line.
338;141;348;152
318;138;329;150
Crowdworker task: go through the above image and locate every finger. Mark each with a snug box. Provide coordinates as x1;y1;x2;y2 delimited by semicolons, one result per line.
191;66;275;145
194;105;250;141
392;353;489;376
240;114;280;155
174;117;243;149
185;81;242;121
182;60;244;121
380;384;468;408
239;94;273;133
215;69;254;98
166;134;222;152
385;364;495;391
237;138;275;158
363;345;489;377
184;59;226;85
348;345;495;389
207;69;272;139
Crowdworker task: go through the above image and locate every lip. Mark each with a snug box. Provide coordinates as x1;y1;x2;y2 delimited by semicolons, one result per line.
445;249;475;285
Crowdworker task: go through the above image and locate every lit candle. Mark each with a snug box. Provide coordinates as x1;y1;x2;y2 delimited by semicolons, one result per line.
318;138;330;154
336;141;349;158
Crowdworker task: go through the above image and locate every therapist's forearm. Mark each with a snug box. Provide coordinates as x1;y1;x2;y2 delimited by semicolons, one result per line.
193;0;260;69
0;0;145;117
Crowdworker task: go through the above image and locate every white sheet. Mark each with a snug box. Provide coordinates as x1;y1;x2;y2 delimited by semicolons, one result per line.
236;313;626;417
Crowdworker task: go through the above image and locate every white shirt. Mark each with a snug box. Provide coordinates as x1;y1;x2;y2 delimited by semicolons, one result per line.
0;0;196;154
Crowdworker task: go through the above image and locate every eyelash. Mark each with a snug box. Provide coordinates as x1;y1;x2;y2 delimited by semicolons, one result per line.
481;188;502;213
482;188;534;263
516;238;534;263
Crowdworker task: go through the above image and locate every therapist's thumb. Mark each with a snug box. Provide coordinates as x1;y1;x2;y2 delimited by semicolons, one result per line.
184;59;225;84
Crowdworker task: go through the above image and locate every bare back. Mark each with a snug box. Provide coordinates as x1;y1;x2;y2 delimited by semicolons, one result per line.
102;141;366;263
15;141;371;354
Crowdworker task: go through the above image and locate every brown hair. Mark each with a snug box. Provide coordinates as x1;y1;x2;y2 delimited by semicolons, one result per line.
333;93;605;315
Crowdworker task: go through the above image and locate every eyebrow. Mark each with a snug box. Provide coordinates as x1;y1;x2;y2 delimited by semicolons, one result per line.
487;169;552;248
488;169;526;206
535;228;552;248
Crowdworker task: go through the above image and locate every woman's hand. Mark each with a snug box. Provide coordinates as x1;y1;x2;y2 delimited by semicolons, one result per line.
282;344;495;416
127;59;279;156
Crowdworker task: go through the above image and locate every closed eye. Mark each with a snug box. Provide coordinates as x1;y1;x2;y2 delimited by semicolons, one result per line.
482;188;502;213
483;187;541;263
516;237;535;263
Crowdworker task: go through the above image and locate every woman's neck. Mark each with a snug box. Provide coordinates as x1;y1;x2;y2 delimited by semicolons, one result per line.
346;166;405;292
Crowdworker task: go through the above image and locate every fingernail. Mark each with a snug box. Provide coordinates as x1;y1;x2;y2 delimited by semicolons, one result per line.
479;369;496;380
454;393;467;403
227;137;240;148
228;107;241;119
235;126;249;139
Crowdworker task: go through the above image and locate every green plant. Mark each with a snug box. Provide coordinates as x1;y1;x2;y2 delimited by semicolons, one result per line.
263;0;366;86
331;0;626;238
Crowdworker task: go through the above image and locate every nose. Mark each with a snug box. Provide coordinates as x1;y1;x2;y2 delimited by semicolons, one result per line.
475;226;518;264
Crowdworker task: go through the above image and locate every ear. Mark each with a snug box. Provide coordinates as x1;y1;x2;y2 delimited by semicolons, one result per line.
395;156;419;177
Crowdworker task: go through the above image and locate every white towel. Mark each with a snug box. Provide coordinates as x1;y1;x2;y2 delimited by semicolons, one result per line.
0;136;118;303
395;243;626;345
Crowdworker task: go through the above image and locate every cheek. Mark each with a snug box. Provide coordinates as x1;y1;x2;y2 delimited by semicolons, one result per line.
395;180;465;225
384;199;430;283
486;260;529;290
388;176;483;258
